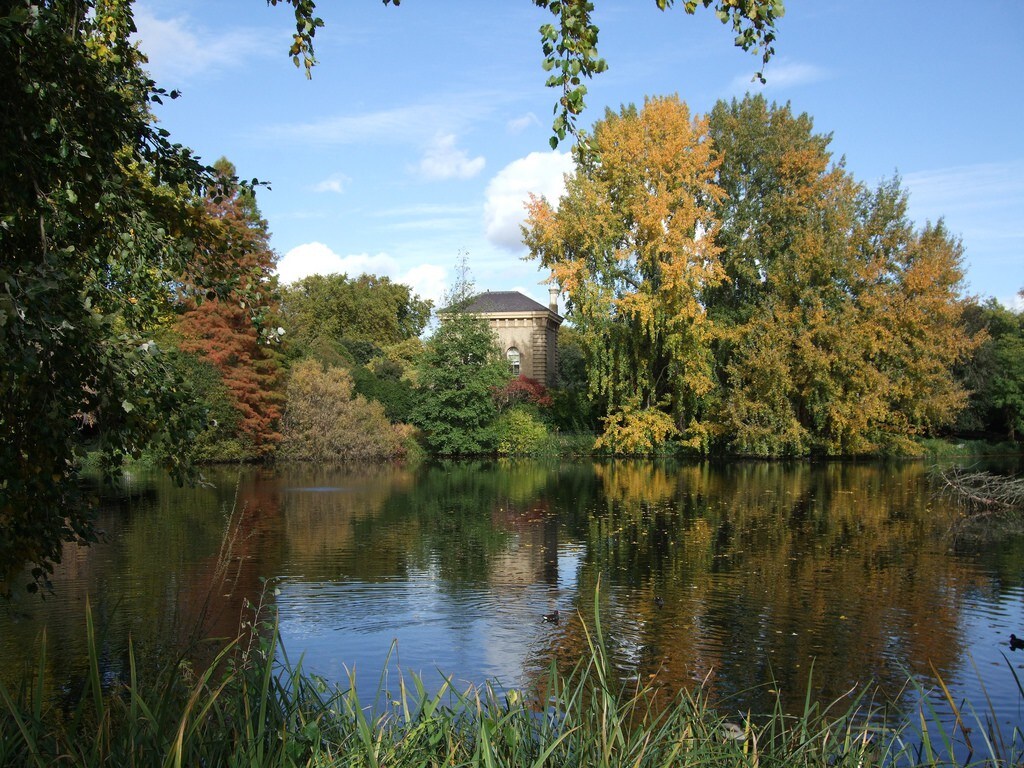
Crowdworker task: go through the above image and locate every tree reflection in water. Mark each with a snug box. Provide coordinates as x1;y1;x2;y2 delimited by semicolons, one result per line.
2;459;1023;732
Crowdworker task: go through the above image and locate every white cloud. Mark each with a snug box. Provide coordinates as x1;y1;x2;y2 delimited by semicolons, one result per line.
276;242;446;304
401;264;448;305
902;162;1024;216
483;150;574;251
311;174;351;194
133;9;267;83
728;60;828;94
415;134;485;180
259;97;493;147
507;112;539;134
276;243;398;284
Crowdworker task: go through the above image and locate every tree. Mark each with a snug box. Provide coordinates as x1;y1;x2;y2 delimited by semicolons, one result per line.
706;95;836;328
0;0;231;592
524;95;724;453
412;260;510;455
851;199;977;441
413;310;511;455
549;326;601;431
711;99;977;454
281;273;432;356
989;308;1024;441
175;160;284;458
280;360;406;461
957;301;1024;441
710;99;868;454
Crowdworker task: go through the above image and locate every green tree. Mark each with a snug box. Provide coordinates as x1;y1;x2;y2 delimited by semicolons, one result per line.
163;351;246;461
281;273;431;356
0;0;230;592
990;310;1024;441
524;96;724;453
706;95;835;328
413;307;510;456
349;364;409;422
549;326;600;432
957;301;1024;441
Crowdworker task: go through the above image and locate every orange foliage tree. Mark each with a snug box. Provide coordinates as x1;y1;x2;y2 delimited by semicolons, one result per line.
175;159;284;457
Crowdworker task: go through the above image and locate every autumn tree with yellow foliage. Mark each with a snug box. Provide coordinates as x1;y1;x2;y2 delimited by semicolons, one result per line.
711;98;978;455
526;94;980;456
525;96;725;453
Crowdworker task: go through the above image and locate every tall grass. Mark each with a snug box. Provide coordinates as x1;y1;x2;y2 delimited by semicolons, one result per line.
2;593;1022;766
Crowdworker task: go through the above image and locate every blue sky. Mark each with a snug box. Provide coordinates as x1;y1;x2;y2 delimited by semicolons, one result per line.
133;1;1023;310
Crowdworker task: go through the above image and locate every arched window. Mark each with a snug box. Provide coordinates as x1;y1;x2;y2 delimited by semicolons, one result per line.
506;347;521;376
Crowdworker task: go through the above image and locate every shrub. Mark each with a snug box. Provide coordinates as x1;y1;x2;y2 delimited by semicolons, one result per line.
595;403;679;455
495;407;550;455
280;360;405;461
493;375;553;411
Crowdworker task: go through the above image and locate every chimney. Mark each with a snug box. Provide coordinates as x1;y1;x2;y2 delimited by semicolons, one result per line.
548;286;559;313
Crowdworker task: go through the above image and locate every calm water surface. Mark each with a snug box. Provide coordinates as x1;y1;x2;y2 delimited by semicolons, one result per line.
4;459;1024;738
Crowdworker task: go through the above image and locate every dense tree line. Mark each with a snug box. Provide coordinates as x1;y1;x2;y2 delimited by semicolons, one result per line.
957;299;1024;442
525;94;989;456
177;143;1021;463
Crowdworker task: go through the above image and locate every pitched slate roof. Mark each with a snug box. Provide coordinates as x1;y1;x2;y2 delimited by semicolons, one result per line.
460;291;551;314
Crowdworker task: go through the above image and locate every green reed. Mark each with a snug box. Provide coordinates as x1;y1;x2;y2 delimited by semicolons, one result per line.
2;593;1022;767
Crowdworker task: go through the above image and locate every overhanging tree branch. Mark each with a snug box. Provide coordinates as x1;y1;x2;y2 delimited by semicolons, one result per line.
272;0;784;146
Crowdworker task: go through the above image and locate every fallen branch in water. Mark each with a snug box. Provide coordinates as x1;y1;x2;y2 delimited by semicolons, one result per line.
937;466;1024;512
936;467;1024;541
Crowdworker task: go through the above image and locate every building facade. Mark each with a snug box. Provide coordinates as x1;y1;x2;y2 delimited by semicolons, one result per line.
460;289;563;387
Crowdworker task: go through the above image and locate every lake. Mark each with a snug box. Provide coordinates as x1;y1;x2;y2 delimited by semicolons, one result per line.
3;458;1024;742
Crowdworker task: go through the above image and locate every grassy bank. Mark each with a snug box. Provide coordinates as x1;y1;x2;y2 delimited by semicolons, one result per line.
918;437;1023;459
2;599;1019;767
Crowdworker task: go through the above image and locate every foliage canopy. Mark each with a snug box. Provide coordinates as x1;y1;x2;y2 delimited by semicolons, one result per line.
175;160;285;459
525;94;980;456
0;0;231;591
280;273;432;355
526;96;725;453
413;310;511;456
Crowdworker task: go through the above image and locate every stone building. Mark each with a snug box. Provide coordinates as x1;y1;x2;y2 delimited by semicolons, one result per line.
460;289;563;387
